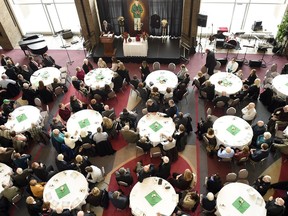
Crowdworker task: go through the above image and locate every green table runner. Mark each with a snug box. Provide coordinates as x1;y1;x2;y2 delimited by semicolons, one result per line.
226;124;240;136
95;74;104;81
232;196;250;213
78;119;90;129
149;121;163;132
55;183;70;199
157;76;167;84
16;113;28;123
219;78;232;87
145;190;162;207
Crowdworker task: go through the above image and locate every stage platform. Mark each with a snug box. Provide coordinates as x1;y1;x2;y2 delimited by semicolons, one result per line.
92;37;181;64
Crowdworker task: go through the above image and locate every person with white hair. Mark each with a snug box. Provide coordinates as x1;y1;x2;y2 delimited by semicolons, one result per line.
255;131;273;148
115;167;133;186
138;163;155;183
200;192;216;212
120;124;139;143
52;205;72;216
252;175;272;196
246;78;261;100
242;102;257;122
0;73;16;89
156;156;171;179
266;196;285;216
64;131;79;149
12;167;33;188
97;57;107;68
251;120;266;144
55;153;76;171
217;146;235;160
26;196;43;216
1;183;20;202
22;82;37;105
82;58;93;74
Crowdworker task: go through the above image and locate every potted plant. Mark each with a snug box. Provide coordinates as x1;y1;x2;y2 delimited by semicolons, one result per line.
276;11;288;53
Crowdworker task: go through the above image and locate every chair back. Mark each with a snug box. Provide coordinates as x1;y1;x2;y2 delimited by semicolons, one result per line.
203;135;210;146
215;101;226;108
193;79;201;90
34;97;42;108
226;172;237;182
168;63;176;72
238;169;248;179
117;181;129;187
229;98;240;107
152;61;161;71
206;107;212;116
93;94;102;101
226;107;236;115
12;193;22;208
54;86;64;96
82;143;92;149
238;156;249;164
215;61;221;70
108;91;117;99
150;146;162;158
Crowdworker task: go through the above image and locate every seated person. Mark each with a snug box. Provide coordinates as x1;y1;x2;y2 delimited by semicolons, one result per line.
29;179;46;198
42;53;61;69
199;80;215;101
97;58;107;68
86;187;104;208
201;192;216;212
169;169;195;190
192;71;206;87
246;78;261;100
255;132;273;148
163;87;173;103
164;99;178;118
161;135;176;151
12;152;31;169
206;173;223;194
26;196;43;216
212;91;230;106
1;183;20;203
22;83;37;106
203;128;217;155
85;165;104;187
137;136;152;152
12;167;33;188
144;99;159;113
112;72;124;92
267;105;288;135
50;117;66;132
119;108;137;129
250;143;270;162
242;102;257;122
217;146;235;159
102;105;116;120
173;83;187;103
64;131;79;150
233;145;250;163
108;190;129;210
120;125;139;143
0;74;16;90
252;175;271;196
0;146;15;165
156;156;171;179
251;120;266;145
138;164;155;183
226;57;238;73
71;76;82;90
75;155;92;175
2;99;16;116
149;86;161;103
92;127;108;144
58;103;71;122
137;82;149;101
55;154;76;171
130;75;140;89
177;64;188;81
31;161;55;182
243;69;257;86
174;112;193;134
234;84;249;101
266;196;285;216
115;167;133;186
179;190;200;212
76;67;85;81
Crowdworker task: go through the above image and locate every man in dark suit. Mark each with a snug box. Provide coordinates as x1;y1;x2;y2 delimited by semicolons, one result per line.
5;60;18;81
28;56;42;72
108;190;129;210
12;167;33;188
165;100;178;118
115;167;133;186
138;164;155;183
205;49;217;76
42;53;61;69
156;156;171;179
31;161;55;182
250;143;269;162
212;91;230;106
266;196;285;216
55;154;76;171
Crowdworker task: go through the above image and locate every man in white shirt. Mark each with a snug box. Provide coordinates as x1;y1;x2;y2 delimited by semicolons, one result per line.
217;146;235;159
226;57;239;73
92;127;108;143
64;132;78;149
242;102;257;121
0;74;16;89
85;165;104;187
161;136;176;151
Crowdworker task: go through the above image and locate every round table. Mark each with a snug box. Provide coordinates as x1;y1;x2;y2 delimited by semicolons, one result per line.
209;72;243;95
145;70;178;94
43;170;88;210
0;163;13;193
213;115;253;149
216;182;266;216
130;177;178;216
4;105;41;133
137;112;175;146
272;74;288;99
30;67;61;88
84;68;114;90
66;109;103;138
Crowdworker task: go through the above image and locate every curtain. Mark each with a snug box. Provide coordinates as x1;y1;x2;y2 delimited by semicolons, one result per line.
97;0;183;36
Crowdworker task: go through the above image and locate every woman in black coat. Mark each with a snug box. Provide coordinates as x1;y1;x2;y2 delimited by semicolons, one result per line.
26;196;43;216
156;156;171;179
140;60;150;81
243;69;257;86
86;187;103;207
36;80;54;104
247;78;261;100
169;169;194;190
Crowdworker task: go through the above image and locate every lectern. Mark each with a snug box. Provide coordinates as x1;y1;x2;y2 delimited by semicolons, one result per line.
100;34;116;57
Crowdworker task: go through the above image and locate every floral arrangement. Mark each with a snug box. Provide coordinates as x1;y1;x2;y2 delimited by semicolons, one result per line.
141;31;149;41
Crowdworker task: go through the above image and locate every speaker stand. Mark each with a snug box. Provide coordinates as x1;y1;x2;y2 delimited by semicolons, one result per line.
259;48;267;68
197;27;204;56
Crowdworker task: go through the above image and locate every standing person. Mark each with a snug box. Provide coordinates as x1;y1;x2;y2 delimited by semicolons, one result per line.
140;60;150;81
204;49;216;76
131;0;143;31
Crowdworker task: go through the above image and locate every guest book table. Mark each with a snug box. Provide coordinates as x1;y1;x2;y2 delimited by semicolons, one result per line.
137;112;175;146
123;37;148;57
209;72;243;95
84;68;114;90
130;177;178;216
213;115;253;149
145;70;178;94
272;74;288;99
30;67;61;88
5;105;41;133
0;163;13;193
43;170;88;210
66;109;102;139
216;182;266;216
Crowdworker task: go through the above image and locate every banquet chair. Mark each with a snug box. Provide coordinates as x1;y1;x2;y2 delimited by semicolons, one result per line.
250;157;267;168
136;145;145;157
214;101;226;109
192;79;201;91
34;97;43;111
227;98;240;108
226;107;236;115
168;62;176;72
215;61;221;70
182;91;189;104
224;172;237;185
120;78;127;93
108;91;118;101
11;193;22;209
237;169;249;184
236;156;249;165
274;121;288;140
152;61;161;71
129;84;139;98
54;86;64;97
206;107;218;123
150;146;162;158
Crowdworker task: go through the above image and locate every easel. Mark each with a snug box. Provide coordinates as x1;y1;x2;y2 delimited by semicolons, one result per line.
197;27;204;55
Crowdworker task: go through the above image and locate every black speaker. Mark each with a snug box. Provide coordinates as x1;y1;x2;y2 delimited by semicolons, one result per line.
249;60;262;68
197;14;207;27
236;59;244;68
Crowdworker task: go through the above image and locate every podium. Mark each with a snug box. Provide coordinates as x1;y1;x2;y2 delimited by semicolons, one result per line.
100;34;116;57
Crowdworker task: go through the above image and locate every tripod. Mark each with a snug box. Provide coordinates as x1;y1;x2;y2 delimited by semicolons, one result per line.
197;27;204;55
259;47;268;68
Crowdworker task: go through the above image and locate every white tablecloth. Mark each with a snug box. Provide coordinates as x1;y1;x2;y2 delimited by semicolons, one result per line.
84;68;114;90
137;112;175;146
0;66;6;77
30;67;61;88
123;37;148;57
216;182;266;216
272;74;288;99
66;109;103;138
5;105;41;133
0;163;13;193
209;72;243;95
145;70;178;94
130;177;178;216
213;115;253;149
43;170;88;210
